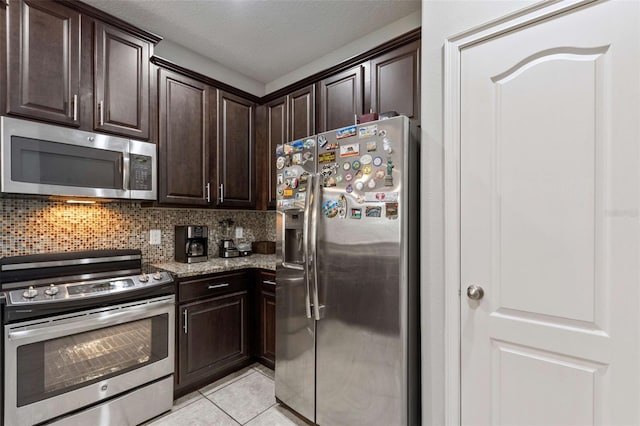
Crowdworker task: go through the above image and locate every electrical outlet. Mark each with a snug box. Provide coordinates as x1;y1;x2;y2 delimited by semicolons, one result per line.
235;226;243;239
150;229;161;245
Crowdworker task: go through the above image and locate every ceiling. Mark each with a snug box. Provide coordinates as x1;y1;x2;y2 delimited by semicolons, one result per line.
82;0;421;85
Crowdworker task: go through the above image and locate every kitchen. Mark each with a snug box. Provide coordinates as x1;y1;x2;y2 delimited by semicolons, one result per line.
2;0;640;425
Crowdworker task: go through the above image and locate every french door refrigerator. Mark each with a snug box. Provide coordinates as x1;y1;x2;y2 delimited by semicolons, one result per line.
275;115;419;425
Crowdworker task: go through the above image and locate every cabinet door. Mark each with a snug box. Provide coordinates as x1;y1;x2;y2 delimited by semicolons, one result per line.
257;271;276;368
7;0;80;126
369;40;420;122
158;69;211;205
216;90;255;208
178;291;249;387
288;85;315;140
94;22;150;139
317;65;364;132
264;97;287;209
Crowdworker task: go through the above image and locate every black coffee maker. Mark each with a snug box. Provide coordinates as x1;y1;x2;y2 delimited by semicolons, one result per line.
175;225;208;263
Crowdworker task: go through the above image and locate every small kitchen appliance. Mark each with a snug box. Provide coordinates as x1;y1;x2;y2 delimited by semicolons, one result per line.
218;219;240;258
175;225;208;263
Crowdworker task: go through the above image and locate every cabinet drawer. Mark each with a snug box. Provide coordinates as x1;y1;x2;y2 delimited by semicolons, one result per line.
179;271;248;303
259;270;276;293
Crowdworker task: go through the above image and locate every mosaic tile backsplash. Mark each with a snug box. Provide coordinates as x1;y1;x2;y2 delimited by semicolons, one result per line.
1;198;277;263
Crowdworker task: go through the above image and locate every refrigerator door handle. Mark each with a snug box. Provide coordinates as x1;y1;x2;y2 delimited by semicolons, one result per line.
310;172;323;321
302;174;313;319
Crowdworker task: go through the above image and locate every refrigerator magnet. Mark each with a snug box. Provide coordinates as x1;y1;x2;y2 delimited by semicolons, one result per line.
303;152;314;163
303;138;315;148
335;174;344;184
318;135;328;147
283;189;294;198
284;144;293;154
322;200;340;218
277;174;284;184
299;172;309;183
375;169;385;180
319;151;336;163
295;192;306;202
324;176;337;187
350;208;362;219
359;124;378;139
385;202;399;219
345;173;353;182
355;181;364;191
363;165;373;175
360;154;373;165
367;141;378;152
276;144;284;155
343;162;351;171
292;153;302;165
337;195;347;219
326;142;339;150
336;125;357;140
340;143;360;157
373;156;383;166
346;184;354;193
276;157;285;170
284;169;298;178
367;179;376;189
365;206;382;218
352;160;361;170
291;140;304;151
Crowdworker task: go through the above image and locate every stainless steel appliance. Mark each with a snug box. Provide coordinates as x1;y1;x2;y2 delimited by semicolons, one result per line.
218;219;240;258
175;225;209;263
0;250;175;426
1;116;157;200
275;116;420;425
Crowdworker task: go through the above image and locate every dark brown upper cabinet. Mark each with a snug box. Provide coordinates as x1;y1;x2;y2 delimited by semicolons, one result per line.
7;0;80;126
317;65;364;132
257;96;287;210
158;69;211;205
288;85;315;140
215;90;256;209
368;39;420;123
94;22;150;139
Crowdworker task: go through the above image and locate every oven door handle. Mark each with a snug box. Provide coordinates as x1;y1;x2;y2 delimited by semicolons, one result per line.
6;298;174;344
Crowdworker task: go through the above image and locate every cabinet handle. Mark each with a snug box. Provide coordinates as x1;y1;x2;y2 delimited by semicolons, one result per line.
263;280;276;286
99;100;104;125
72;94;78;121
208;283;229;290
206;183;211;203
183;309;188;334
219;184;224;204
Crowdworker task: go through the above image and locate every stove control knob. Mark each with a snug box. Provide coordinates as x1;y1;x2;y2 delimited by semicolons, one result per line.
44;284;59;296
152;272;162;281
23;286;38;299
139;273;149;283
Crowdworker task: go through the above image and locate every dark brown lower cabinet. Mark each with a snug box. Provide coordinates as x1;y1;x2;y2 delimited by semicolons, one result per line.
256;270;276;368
176;272;250;395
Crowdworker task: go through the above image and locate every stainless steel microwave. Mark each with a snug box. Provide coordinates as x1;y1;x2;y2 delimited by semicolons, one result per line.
0;116;156;200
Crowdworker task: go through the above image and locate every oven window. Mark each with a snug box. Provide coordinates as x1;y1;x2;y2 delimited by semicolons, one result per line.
16;314;168;407
11;136;124;189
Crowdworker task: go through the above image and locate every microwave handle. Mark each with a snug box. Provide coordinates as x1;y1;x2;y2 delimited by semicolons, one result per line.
122;155;129;191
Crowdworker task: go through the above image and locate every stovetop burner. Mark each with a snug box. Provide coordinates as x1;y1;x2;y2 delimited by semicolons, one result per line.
1;249;175;323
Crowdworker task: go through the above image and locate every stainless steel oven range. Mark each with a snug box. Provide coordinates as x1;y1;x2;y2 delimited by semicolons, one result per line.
0;250;175;426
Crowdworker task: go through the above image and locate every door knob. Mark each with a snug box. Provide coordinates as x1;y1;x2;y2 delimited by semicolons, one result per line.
466;285;484;300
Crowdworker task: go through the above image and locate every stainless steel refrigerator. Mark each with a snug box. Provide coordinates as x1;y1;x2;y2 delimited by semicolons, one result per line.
275;115;419;425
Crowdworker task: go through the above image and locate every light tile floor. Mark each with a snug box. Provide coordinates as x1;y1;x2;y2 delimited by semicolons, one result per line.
145;364;306;426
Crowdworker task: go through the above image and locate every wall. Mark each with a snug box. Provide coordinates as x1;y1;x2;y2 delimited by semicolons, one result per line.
419;1;538;424
1;198;276;263
265;10;422;94
155;39;266;97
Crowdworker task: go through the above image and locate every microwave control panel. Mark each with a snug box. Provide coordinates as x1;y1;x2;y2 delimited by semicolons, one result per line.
130;154;152;190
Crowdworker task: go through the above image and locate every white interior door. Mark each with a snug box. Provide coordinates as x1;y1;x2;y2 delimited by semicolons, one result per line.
460;1;640;424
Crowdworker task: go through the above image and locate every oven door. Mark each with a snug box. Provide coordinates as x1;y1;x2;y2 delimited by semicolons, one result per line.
4;295;175;426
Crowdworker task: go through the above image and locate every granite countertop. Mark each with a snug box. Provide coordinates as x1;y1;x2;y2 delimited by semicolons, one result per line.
151;254;276;278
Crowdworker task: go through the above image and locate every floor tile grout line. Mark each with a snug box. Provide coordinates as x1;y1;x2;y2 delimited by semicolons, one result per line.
238;402;278;425
206;396;244;425
199;369;258;397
